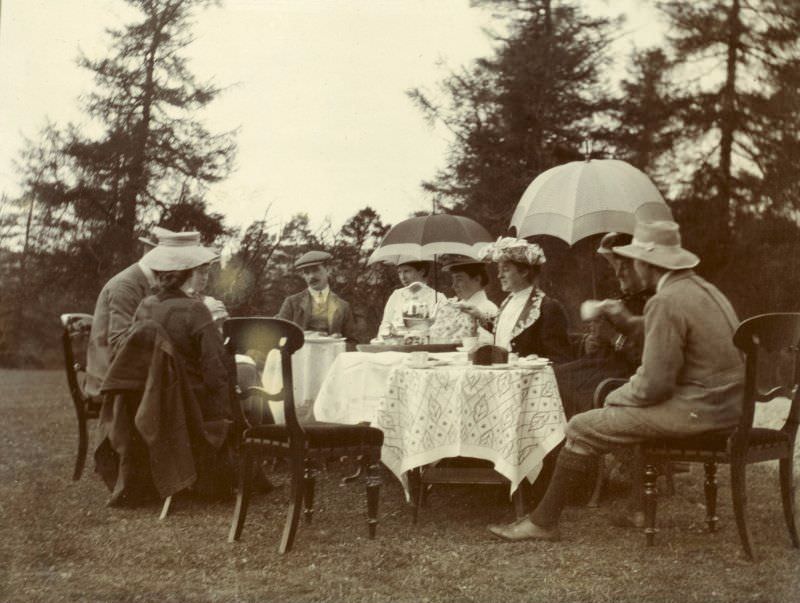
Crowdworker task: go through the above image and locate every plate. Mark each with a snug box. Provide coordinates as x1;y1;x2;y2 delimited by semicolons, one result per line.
406;358;449;369
518;359;549;369
356;343;459;353
305;336;347;343
473;363;512;369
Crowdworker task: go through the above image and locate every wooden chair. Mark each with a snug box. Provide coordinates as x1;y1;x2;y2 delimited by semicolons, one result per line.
224;317;383;554
641;312;800;560
60;313;103;480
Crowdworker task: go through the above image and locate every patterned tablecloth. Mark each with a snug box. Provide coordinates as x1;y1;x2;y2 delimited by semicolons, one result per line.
376;364;566;495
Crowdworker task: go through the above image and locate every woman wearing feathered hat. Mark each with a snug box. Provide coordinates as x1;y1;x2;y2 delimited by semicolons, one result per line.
460;237;571;362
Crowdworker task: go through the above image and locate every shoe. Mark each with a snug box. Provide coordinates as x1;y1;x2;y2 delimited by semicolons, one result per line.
487;517;561;542
608;510;645;529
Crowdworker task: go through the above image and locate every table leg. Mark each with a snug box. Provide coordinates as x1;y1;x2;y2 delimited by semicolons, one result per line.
513;480;531;519
408;467;421;524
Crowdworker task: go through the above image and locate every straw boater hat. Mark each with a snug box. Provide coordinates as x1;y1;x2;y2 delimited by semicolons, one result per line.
294;250;332;270
138;225;176;247
478;236;546;266
142;231;219;271
612;220;699;271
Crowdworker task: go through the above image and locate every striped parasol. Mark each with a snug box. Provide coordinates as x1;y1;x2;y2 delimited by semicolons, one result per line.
368;214;493;265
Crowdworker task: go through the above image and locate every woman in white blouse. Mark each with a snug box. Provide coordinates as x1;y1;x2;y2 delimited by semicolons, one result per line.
377;261;440;337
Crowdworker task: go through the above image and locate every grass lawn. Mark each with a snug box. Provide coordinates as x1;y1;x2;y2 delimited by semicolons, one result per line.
1;369;799;603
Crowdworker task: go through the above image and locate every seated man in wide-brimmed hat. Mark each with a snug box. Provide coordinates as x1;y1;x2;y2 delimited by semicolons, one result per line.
488;220;744;542
428;257;497;343
277;250;357;341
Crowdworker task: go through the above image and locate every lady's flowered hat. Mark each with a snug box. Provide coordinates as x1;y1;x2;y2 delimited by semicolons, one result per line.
478;237;546;266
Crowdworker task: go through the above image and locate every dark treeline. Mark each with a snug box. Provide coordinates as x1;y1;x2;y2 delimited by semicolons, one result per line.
1;0;799;367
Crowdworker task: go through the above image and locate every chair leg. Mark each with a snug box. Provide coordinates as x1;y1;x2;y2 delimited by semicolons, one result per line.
643;463;658;546
629;448;645;514
279;456;306;554
159;496;172;521
779;457;800;548
730;461;754;561
228;448;256;543
73;407;89;481
303;465;316;524
408;467;421;524
587;454;605;508
704;462;719;532
366;462;381;539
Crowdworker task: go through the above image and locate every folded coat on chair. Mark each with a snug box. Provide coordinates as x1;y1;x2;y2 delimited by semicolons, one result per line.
96;320;232;501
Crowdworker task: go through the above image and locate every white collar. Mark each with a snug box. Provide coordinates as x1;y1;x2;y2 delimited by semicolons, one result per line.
309;285;330;300
510;285;533;300
656;271;673;293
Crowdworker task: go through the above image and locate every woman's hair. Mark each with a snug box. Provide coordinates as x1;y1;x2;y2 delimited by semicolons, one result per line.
451;264;489;288
511;261;539;283
399;261;430;277
153;269;193;293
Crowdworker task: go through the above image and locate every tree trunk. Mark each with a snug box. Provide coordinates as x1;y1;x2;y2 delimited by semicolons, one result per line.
718;0;741;233
118;7;170;265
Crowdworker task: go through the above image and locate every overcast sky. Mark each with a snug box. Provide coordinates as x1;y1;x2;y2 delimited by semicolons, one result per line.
0;0;662;234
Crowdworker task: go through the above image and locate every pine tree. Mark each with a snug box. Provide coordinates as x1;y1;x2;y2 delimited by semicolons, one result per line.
657;0;800;270
34;0;235;274
609;48;682;184
408;0;619;236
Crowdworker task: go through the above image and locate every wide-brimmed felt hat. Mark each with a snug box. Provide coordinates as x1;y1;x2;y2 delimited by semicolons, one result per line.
478;236;546;266
613;220;699;270
141;231;219;271
294;250;332;271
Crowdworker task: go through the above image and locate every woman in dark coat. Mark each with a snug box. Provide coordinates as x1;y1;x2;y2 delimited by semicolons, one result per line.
133;238;235;423
132;234;239;497
461;237;572;363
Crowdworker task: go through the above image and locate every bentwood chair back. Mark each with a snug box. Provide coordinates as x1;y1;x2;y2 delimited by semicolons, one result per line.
223;316;305;428
60;313;102;480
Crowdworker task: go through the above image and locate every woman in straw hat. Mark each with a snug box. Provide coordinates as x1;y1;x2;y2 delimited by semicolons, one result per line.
133;233;237;424
460;237;571;362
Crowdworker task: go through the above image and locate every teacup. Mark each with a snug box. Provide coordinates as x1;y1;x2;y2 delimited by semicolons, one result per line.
580;300;604;321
